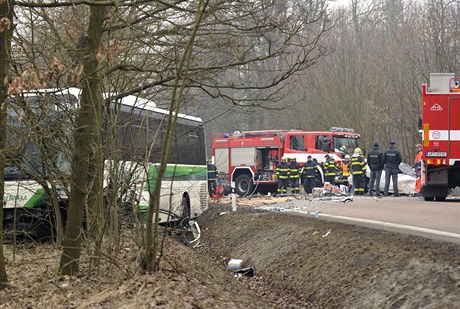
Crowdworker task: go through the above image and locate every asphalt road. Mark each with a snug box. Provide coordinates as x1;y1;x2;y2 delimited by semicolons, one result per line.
305;196;460;244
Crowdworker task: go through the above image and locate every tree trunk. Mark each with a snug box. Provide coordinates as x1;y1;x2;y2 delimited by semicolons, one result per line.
59;3;107;276
144;0;208;272
0;0;14;287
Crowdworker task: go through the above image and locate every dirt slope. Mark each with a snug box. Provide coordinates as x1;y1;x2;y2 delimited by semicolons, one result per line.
197;204;460;308
1;203;459;308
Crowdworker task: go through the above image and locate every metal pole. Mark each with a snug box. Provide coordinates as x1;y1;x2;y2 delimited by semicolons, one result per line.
231;181;237;211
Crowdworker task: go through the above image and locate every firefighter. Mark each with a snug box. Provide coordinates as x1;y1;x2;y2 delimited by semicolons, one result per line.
207;159;218;197
351;148;366;195
367;142;383;197
302;155;317;194
414;143;423;196
383;141;402;197
323;154;338;185
276;156;289;195
289;157;301;194
341;154;351;187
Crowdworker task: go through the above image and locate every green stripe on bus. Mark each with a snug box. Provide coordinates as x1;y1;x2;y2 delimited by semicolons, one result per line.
23;188;48;208
145;163;207;191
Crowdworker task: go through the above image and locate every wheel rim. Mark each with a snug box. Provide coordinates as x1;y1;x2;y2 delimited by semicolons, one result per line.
238;179;249;192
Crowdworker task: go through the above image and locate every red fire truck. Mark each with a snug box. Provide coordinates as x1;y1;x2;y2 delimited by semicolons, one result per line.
420;73;460;201
211;128;360;196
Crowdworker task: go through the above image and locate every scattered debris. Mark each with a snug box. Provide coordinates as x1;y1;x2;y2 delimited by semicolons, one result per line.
322;230;331;238
228;259;244;271
234;267;256;278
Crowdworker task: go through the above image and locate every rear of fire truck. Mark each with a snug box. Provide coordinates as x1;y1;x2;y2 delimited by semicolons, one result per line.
421;73;460;201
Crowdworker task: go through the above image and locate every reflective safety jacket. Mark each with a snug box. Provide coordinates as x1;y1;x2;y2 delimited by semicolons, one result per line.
289;161;301;179
351;155;366;175
207;164;218;180
323;158;338;177
341;162;350;177
302;160;318;178
276;162;290;179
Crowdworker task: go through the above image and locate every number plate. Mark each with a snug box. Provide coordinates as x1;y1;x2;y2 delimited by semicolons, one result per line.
426;152;447;157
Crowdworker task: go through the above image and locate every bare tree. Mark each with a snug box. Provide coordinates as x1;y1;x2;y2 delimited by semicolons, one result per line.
58;2;107;276
0;0;14;287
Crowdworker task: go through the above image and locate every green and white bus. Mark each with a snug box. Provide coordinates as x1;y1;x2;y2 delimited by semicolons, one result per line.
3;88;208;237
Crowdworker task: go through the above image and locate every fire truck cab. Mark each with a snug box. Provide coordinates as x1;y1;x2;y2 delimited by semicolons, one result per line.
211;128;360;196
421;73;460;201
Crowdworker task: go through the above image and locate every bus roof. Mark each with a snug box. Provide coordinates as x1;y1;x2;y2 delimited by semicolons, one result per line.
14;88;203;124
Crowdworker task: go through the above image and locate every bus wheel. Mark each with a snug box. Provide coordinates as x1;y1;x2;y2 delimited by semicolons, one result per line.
424;196;434;201
235;174;253;196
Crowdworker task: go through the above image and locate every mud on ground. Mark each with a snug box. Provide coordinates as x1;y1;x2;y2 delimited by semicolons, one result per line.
1;202;459;308
197;204;460;308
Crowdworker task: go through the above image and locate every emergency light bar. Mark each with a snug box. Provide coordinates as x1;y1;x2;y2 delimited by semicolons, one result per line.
330;127;354;133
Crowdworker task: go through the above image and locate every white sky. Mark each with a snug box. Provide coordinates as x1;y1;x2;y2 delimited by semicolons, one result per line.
329;0;350;8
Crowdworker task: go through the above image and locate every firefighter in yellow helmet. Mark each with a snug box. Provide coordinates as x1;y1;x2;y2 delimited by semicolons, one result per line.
276;156;289;195
351;148;366;195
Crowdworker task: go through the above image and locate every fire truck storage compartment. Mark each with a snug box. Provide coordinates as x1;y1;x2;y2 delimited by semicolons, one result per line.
257;148;279;171
231;147;256;166
215;148;229;174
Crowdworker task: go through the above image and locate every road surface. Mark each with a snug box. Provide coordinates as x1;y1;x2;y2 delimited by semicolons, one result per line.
298;196;460;244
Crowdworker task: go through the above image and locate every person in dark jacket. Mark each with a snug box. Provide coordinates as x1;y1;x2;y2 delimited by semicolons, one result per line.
367;142;383;197
207;159;218;197
383;141;403;197
323;154;338;185
288;157;301;194
302;155;317;194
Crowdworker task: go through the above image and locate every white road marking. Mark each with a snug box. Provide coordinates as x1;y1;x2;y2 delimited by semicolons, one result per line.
315;213;460;240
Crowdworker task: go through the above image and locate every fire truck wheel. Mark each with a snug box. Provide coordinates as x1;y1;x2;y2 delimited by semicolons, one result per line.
424;196;434;201
435;196;446;201
235;174;253;197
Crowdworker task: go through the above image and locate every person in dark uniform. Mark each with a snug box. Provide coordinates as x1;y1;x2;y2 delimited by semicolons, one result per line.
288;157;301;194
367;142;383;197
323;154;338;185
207;159;218;197
276;156;289;195
383;141;402;197
351;148;367;195
302;155;317;194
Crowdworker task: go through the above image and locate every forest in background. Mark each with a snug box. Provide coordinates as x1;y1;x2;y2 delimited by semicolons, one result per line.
0;0;459;283
197;0;459;161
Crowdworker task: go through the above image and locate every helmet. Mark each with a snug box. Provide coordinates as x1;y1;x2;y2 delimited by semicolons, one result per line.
345;155;350;159
416;143;422;148
281;156;287;161
292;157;296;161
354;147;362;155
325;154;330;158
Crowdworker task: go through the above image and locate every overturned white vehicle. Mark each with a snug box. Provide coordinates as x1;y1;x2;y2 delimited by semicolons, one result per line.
367;163;416;195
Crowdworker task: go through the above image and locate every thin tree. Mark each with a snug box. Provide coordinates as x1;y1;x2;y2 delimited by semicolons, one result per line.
0;0;14;287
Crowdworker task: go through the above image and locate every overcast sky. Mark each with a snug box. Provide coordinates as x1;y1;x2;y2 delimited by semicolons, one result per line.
329;0;349;8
